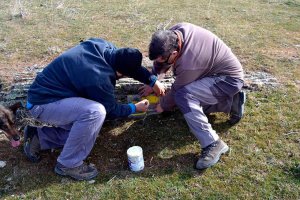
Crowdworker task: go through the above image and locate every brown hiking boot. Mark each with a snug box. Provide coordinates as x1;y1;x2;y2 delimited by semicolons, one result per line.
196;139;229;170
54;162;99;181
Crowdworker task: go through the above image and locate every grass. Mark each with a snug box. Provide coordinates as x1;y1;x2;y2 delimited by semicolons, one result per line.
0;0;300;199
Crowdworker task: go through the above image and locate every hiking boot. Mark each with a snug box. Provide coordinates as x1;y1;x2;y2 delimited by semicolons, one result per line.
54;162;99;181
196;139;229;170
229;91;246;125
23;125;41;162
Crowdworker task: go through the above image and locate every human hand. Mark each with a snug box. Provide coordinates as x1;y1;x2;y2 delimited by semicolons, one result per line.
135;99;150;112
156;104;164;113
138;85;153;97
152;81;165;97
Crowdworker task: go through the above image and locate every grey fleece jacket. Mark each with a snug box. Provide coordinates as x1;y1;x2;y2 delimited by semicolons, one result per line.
159;22;244;111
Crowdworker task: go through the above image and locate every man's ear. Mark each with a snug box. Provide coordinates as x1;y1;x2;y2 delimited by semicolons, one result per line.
172;50;179;57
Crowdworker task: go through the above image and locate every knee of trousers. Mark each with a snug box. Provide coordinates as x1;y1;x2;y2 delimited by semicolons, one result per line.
82;103;106;125
174;87;193;114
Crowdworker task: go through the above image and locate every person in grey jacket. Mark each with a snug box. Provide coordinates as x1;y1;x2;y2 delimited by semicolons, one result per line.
24;38;165;180
140;22;246;170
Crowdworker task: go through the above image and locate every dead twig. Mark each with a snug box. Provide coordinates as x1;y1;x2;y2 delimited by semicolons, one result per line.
156;18;173;31
107;175;117;184
284;131;299;136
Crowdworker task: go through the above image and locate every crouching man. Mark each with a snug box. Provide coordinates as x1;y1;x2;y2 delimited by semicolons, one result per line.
141;22;246;170
24;38;165;180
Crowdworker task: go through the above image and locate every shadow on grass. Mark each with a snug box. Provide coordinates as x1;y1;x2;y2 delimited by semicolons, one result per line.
290;164;300;180
207;113;233;134
0;110;229;198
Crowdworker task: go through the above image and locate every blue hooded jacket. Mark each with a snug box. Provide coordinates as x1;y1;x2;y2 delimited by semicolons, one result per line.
27;38;155;119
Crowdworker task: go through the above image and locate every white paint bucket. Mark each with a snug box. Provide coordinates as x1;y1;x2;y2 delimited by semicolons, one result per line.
127;146;144;172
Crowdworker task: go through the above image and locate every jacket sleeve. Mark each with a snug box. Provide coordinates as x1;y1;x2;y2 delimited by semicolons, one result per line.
83;84;133;119
130;66;157;86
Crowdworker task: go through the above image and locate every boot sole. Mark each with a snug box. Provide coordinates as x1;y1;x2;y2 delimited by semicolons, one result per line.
54;166;99;181
23;126;30;142
239;91;246;117
229;91;246;125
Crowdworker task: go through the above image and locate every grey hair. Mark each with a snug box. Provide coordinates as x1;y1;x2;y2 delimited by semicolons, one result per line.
148;30;178;60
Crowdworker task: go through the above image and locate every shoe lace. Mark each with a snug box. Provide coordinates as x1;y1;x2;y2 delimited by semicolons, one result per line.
200;142;218;158
78;163;94;173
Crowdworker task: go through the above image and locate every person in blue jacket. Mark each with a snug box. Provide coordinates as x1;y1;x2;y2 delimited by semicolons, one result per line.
23;38;165;181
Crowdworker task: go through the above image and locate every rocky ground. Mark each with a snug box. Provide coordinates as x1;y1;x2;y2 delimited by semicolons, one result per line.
0;58;280;131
